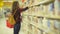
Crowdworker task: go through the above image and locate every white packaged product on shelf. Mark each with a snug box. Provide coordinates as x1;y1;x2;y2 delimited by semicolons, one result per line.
48;3;54;15
55;0;60;15
54;20;60;30
42;18;48;31
47;20;50;28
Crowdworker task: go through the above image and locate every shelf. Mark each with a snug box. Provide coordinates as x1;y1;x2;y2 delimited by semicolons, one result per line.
22;11;60;20
22;19;59;34
45;15;60;20
22;12;44;18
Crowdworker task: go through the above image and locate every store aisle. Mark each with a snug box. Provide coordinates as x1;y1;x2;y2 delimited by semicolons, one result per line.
0;17;24;34
0;17;13;34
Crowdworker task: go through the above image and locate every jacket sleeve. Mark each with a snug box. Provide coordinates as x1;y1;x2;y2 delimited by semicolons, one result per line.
20;7;29;12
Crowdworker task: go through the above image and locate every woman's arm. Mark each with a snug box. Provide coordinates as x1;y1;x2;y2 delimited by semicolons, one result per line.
20;7;29;11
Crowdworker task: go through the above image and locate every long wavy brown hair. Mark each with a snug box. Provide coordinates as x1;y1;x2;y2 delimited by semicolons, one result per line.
12;1;19;13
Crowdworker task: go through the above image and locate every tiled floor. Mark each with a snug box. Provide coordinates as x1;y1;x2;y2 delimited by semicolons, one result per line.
0;15;24;34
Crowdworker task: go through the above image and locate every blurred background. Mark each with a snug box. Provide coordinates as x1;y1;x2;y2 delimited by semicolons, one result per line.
0;0;60;34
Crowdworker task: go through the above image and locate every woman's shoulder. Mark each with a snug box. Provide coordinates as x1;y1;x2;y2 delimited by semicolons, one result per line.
17;8;22;12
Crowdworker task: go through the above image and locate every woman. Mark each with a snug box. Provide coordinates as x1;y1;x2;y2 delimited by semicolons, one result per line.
12;1;29;34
